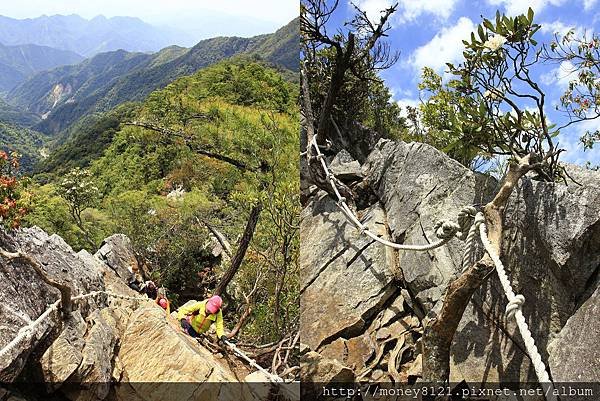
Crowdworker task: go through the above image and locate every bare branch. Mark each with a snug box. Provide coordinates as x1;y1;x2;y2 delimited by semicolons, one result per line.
0;249;72;316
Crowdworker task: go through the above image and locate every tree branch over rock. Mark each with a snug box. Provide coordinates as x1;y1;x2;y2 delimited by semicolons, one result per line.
125;121;256;172
301;0;401;205
0;249;72;316
301;0;399;146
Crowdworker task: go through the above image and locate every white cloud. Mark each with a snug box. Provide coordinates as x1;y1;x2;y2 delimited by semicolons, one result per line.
409;17;475;74
389;87;414;101
355;0;459;24
583;0;599;10
540;21;579;36
486;0;567;16
399;0;458;22
540;60;577;88
487;0;597;16
396;98;420;118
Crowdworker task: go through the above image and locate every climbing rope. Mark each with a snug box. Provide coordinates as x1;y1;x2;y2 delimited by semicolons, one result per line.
0;299;61;363
0;289;148;366
310;136;473;250
0;287;287;386
476;213;557;400
309;137;556;399
224;339;284;383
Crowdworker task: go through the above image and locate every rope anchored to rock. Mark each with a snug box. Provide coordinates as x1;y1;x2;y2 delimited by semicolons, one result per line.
1;286;289;386
477;214;556;400
309;137;556;400
311;136;473;251
0;289;148;367
223;339;284;383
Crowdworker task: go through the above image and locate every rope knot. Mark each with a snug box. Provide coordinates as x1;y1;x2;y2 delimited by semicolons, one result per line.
505;294;525;319
456;206;477;240
434;220;460;239
474;212;486;226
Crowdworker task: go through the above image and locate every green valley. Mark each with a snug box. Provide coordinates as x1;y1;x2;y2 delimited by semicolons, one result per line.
8;18;299;136
23;58;300;345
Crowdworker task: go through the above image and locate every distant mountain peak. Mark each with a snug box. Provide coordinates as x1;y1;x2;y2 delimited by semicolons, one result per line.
0;13;184;57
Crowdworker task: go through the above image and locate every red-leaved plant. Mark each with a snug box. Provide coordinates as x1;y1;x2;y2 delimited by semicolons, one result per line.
0;150;27;229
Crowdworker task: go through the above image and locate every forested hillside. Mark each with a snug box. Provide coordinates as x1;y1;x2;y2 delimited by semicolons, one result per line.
8;18;299;136
24;59;300;344
0;42;83;92
0;121;45;169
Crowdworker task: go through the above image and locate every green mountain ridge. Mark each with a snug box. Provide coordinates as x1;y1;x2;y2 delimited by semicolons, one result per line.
8;18;299;136
0;121;46;170
25;57;299;348
0;42;84;92
0;14;185;57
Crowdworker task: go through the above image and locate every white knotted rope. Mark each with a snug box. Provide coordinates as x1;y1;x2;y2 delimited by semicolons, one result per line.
224;340;285;383
311;136;472;250
0;290;147;364
477;214;556;399
309;137;556;399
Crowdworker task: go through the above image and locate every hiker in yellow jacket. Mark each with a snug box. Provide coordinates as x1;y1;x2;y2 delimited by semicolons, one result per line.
177;295;227;343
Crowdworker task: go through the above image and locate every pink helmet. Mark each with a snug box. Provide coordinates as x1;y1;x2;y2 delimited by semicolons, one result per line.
206;295;223;314
158;298;168;309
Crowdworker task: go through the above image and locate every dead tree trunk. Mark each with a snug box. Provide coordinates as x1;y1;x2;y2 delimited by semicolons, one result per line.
422;155;536;385
0;249;72;316
214;204;263;296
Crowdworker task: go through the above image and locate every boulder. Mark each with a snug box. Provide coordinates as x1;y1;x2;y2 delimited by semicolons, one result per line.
548;284;600;382
116;305;256;401
63;308;120;401
0;227;104;381
40;312;87;390
329;150;363;182
301;138;600;385
300;195;398;351
94;235;138;282
364;139;600;383
363;140;497;310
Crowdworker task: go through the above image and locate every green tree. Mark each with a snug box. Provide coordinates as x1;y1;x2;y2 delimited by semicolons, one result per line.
57;168;100;249
414;67;485;168
544;30;600;149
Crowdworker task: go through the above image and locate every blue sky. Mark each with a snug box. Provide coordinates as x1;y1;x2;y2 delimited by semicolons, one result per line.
0;1;299;41
325;0;600;166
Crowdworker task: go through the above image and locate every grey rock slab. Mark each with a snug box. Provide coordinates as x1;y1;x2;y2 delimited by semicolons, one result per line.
0;227;104;380
330;149;363;182
94;234;138;282
300;193;398;351
548;283;600;382
364;139;496;308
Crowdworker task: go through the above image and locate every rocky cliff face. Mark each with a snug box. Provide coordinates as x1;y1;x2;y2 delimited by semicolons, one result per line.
0;229;283;401
300;139;600;385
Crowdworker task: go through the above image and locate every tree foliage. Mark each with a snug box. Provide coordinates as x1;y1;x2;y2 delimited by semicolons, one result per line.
544;30;600;150
301;0;406;147
26;59;300;345
0;151;28;229
417;10;567;180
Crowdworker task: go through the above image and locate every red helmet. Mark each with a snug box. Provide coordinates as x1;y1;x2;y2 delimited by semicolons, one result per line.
206;295;223;314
